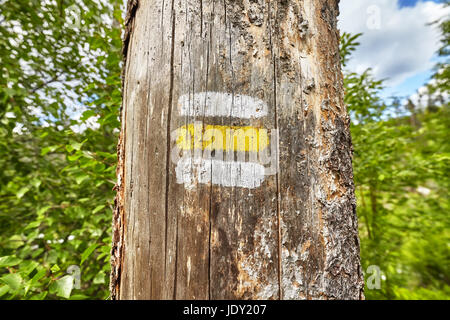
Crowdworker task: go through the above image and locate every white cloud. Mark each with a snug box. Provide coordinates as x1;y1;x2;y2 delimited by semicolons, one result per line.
339;0;449;86
408;81;449;110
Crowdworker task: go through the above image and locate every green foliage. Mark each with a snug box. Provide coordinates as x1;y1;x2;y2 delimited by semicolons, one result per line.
0;0;123;299
428;3;450;95
342;33;450;300
340;32;362;68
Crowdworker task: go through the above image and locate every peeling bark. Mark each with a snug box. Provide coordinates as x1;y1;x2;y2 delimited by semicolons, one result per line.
111;0;364;300
110;0;139;300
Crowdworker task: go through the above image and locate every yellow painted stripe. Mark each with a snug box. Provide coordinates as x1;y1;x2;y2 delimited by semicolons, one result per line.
176;124;269;152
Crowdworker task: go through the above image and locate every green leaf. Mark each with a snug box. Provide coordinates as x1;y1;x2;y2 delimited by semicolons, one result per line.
81;243;98;265
0;286;9;298
19;260;39;276
71;142;83;151
29;292;47;300
69;294;89;300
68;153;82;161
0;273;22;292
40;132;49;139
92;205;105;214
30;269;47;284
50;275;74;299
75;174;89;185
80;110;97;121
65;144;74;153
0;256;22;268
93;271;105;284
37;205;52;217
41;145;59;156
31;178;42;189
70;140;87;152
16;187;30;199
51;264;61;273
7;235;24;249
25;221;41;230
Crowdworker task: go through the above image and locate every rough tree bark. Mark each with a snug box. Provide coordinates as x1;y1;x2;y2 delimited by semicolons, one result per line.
111;0;364;300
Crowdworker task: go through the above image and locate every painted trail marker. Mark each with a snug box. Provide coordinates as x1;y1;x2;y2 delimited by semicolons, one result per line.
178;92;268;119
175;158;266;189
173;92;278;189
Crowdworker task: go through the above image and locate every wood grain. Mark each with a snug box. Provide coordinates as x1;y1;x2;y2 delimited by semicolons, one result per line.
111;0;364;300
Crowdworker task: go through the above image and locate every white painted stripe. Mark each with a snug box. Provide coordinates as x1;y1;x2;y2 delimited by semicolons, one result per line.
175;157;266;189
178;92;268;119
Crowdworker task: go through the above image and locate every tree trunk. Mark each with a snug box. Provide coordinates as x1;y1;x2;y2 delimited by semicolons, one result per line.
111;0;364;300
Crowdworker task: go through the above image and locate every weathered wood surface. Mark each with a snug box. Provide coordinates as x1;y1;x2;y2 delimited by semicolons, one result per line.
111;0;364;300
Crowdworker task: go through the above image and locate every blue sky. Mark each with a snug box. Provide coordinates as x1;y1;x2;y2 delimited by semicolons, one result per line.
398;0;445;8
339;0;449;103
